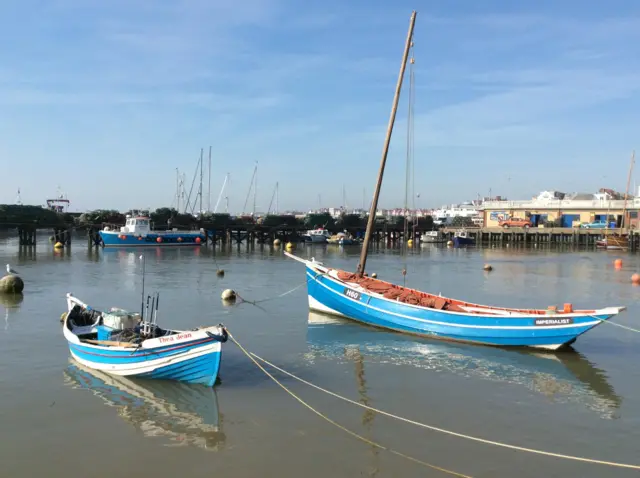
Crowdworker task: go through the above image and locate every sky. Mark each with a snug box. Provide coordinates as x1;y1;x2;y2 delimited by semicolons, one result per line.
1;0;640;213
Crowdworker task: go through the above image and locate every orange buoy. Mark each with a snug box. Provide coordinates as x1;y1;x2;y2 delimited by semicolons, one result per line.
614;258;623;269
563;303;573;313
177;237;183;242
156;237;162;243
632;273;640;285
195;237;202;244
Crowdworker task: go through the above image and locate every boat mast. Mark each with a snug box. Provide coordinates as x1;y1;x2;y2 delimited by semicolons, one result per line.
199;147;204;215
621;150;635;232
253;161;258;217
208;146;212;213
176;168;180;212
357;11;417;276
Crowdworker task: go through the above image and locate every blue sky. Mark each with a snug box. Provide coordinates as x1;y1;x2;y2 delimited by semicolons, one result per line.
1;0;640;213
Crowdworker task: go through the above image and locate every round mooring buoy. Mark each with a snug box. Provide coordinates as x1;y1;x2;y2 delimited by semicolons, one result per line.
632;273;640;285
216;269;225;277
614;258;623;269
483;264;493;272
221;289;236;301
371;273;378;278
447;240;454;247
0;274;24;294
407;239;413;247
273;238;282;246
285;242;295;250
54;242;64;249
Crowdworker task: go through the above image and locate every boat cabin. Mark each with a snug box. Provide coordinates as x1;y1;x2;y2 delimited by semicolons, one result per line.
120;216;151;235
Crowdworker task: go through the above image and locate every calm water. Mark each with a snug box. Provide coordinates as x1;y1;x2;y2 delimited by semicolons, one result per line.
1;233;639;478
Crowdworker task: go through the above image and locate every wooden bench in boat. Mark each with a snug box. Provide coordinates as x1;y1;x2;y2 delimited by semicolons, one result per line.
81;339;139;348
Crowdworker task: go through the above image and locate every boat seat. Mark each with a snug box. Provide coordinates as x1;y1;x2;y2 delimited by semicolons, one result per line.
71;325;98;336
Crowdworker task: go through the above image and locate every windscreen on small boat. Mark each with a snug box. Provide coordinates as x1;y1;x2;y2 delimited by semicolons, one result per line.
67;305;102;327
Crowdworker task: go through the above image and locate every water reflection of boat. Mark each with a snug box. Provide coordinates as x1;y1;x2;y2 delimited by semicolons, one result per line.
305;312;621;419
63;360;226;450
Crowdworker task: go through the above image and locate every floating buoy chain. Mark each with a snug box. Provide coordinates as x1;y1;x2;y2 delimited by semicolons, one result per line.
228;332;472;478
249;353;640;471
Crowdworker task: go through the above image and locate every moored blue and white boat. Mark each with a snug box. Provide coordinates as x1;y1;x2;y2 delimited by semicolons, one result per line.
62;293;228;386
99;215;206;247
452;229;475;246
285;253;625;351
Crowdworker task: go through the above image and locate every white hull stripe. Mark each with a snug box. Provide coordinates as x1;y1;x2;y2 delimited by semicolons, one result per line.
69;343;219;375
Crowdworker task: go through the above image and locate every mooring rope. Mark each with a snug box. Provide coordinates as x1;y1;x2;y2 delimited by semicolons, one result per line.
228;333;472;478
589;315;640;334
234;270;328;306
250;353;640;471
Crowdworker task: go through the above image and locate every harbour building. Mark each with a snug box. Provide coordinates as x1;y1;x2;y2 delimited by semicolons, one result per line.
480;190;640;229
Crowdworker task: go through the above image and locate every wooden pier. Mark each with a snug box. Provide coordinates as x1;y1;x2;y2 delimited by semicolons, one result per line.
442;227;639;250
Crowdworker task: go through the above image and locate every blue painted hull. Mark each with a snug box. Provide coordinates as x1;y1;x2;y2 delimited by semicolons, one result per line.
453;236;474;246
68;337;222;386
304;264;619;350
99;230;206;248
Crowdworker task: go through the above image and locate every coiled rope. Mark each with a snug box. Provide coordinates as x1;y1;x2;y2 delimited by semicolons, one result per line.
249;352;640;471
229;333;472;478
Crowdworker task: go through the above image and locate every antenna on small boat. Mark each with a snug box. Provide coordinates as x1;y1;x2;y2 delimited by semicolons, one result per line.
139;254;146;319
153;292;160;329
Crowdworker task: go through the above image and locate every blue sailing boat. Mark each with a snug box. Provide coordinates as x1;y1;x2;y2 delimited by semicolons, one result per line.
285;11;626;351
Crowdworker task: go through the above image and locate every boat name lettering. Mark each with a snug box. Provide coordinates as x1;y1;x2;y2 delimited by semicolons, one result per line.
158;332;193;343
534;318;574;326
343;288;361;300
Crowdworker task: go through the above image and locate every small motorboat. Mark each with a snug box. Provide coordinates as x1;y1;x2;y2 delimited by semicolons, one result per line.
420;230;446;243
452;229;475;246
328;232;355;245
596;235;628;250
303;228;331;243
99;215;206;247
62;293;228;386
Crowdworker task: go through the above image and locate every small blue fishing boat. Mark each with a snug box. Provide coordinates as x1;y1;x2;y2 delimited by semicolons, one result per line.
99;215;206;247
62;293;228;386
64;360;225;450
286;253;625;350
452;229;475;247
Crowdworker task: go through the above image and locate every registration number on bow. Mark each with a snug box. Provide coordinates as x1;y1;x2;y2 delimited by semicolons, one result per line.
343;288;362;301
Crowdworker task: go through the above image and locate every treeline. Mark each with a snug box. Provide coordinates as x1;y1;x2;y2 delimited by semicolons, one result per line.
0;204;435;230
0;205;74;226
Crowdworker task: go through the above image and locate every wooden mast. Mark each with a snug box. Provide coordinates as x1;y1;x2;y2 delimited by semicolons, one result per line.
357;11;417;276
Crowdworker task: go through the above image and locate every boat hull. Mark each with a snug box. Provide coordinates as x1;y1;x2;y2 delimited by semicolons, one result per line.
304;264;616;350
99;230;206;248
303;235;328;243
67;339;222;386
453;236;475;246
